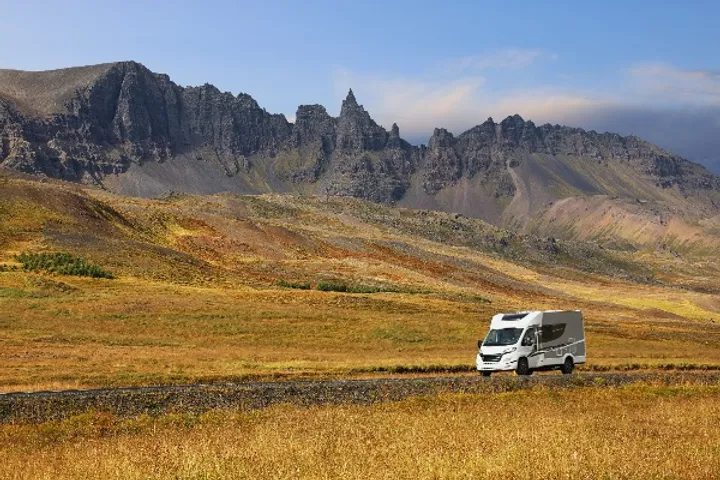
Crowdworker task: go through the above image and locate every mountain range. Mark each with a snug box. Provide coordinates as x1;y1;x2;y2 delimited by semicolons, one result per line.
1;61;719;251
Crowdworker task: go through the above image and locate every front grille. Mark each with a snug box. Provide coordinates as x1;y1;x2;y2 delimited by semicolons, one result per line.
481;354;503;363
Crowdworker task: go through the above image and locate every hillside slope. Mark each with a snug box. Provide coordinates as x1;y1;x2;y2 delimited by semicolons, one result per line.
0;168;655;284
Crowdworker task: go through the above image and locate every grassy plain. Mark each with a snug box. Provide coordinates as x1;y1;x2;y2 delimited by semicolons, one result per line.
1;171;719;391
1;384;719;479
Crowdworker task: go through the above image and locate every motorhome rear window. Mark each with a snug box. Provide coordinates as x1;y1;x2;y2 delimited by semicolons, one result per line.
502;313;528;321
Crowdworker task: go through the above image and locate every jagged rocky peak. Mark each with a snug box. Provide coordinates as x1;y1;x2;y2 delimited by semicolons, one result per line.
296;104;331;119
235;92;260;109
428;128;455;148
456;114;540;151
502;113;525;125
291;104;336;148
336;88;388;152
386;122;403;148
341;88;359;110
390;122;400;138
498;114;528;143
423;128;462;193
459;117;496;140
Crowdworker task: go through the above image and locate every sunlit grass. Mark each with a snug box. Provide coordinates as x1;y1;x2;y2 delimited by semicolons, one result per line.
542;277;718;320
2;385;719;479
1;274;719;392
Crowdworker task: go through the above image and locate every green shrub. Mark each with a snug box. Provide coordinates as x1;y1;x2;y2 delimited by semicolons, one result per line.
316;281;348;292
16;253;114;279
466;294;491;303
276;279;311;290
347;284;384;294
316;282;403;294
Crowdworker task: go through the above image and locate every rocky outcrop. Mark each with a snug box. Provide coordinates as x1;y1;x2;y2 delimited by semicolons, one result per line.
423;128;462;194
274;91;420;202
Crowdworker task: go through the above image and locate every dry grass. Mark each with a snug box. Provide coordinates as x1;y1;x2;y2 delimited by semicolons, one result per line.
2;274;720;392
1;385;719;479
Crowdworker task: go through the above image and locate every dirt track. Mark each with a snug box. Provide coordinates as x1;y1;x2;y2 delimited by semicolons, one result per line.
2;372;719;424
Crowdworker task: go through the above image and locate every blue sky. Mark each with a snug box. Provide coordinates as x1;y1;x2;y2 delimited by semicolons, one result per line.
2;0;720;171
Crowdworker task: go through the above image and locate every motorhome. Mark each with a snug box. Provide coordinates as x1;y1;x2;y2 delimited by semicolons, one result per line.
476;310;585;376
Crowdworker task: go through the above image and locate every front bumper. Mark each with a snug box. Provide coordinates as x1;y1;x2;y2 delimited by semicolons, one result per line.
476;353;518;372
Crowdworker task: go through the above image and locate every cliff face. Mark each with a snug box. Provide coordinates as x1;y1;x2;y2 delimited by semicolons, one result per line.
0;62;292;181
1;61;719;219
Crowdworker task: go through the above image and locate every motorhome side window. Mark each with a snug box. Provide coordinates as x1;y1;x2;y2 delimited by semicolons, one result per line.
521;327;536;346
540;324;566;343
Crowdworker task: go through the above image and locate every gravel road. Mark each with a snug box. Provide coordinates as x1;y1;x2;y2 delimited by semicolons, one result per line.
2;372;718;424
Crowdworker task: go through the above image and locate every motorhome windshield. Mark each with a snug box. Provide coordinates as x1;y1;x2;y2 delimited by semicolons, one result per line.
483;328;524;347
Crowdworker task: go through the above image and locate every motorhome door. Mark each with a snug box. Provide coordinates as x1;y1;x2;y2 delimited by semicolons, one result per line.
521;326;542;369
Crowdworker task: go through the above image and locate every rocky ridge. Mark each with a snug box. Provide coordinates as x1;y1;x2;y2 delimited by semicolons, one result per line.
1;61;719;214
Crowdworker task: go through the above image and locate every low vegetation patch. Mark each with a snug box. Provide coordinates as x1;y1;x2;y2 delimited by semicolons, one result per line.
277;279;406;294
316;281;402;294
315;281;351;292
17;253;114;279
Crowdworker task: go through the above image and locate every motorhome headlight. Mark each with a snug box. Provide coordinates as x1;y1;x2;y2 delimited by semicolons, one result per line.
502;347;517;355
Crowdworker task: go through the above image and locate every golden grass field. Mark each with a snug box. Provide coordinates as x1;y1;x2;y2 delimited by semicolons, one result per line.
1;171;720;392
1;384;719;479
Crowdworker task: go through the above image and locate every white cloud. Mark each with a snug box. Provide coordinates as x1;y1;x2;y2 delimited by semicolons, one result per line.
486;91;613;124
331;47;555;134
628;63;720;104
333;67;486;135
332;48;606;140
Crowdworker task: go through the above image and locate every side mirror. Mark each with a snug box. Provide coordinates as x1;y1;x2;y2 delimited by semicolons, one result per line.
477;339;483;349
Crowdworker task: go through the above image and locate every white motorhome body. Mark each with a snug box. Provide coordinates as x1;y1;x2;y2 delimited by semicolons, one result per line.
476;310;585;375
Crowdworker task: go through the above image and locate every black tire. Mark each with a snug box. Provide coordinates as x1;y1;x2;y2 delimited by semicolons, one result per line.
561;357;574;375
481;371;492;377
515;357;532;376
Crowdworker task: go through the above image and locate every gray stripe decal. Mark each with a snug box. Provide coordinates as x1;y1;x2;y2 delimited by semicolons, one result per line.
530;339;585;358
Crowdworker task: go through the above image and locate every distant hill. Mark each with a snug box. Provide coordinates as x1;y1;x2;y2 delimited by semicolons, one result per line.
1;61;719;251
